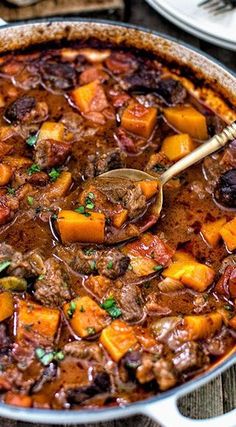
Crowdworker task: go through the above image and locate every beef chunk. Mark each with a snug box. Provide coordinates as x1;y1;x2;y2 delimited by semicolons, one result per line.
203;327;233;356
0;243;45;278
34;257;71;307
155;78;187;105
84;148;124;179
207;115;225;136
0;202;11;225
215;265;236;298
40;61;77;91
0;324;10;350
219;255;236;274
214;169;236;208
153;359;177;391
113;282;144;323
34;139;71;169
71;249;98;275
64;341;103;362
66;372;111;405
122;350;142;370
172;342;207;373
95;177;146;219
13;169;49;188
4;96;36;124
124;66;160;92
96;249;130;279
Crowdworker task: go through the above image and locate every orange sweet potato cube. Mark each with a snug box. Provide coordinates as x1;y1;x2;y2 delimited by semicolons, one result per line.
121;101;157;138
17;300;60;341
0;292;14;322
184;312;222;340
164;106;208;140
163;260;215;292
138;180;159;199
38;122;65;142
100;319;137;362
219;217;236;251
57;210;105;244
201;217;227;247
63;296;109;338
112;209;128;228
161;133;195;161
71;81;108;113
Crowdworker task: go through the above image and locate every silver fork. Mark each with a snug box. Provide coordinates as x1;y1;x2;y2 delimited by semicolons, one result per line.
198;0;236;14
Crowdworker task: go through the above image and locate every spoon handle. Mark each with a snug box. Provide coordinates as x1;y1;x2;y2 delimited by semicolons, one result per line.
160;121;236;185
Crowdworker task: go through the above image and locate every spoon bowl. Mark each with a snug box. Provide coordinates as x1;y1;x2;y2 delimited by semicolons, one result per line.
100;121;236;221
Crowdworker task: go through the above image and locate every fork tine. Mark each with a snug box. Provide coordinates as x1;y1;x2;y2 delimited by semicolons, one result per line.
213;3;233;13
198;0;213;6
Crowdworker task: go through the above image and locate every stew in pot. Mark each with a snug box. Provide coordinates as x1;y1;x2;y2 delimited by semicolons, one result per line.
0;39;235;410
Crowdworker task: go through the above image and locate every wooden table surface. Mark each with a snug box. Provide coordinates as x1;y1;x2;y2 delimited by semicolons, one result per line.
1;0;236;426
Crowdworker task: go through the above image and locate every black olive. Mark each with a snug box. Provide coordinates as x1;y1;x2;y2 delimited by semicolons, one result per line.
214;169;236;208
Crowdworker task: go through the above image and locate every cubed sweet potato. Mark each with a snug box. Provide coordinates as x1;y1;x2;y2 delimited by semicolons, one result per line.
5;392;32;408
85;275;111;299
45;171;72;200
161;133;195;161
38;122;65;142
138;180;159;199
0;164;13;186
121;101;157;138
163;258;215;292
63;296;109;338
183;312;222;340
164;106;208;140
100;319;137;362
3;156;32;169
219;217;236;251
112;209;128;228
58;210;105;243
0;292;14;322
201;217;227;247
17;300;60;341
71;81;108;114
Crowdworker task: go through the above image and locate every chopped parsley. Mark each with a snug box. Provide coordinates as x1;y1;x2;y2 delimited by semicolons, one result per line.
35;348;64;365
107;261;113;270
67;301;77;318
86;327;96;336
26;134;37;147
153;164;167;173
28;164;41;176
83;248;95;256
85;192;95;210
0;260;11;273
101;297;122;319
224;304;234;312
89;260;96;271
7;187;15;196
153;265;163;272
49;168;61;182
75;206;85;214
38;274;45;281
51;213;58;220
27;196;34;206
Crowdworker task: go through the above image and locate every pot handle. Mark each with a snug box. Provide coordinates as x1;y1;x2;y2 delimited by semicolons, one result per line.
0;18;7;26
143;394;236;427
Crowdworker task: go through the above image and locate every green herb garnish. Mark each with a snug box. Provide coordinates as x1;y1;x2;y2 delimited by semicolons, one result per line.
85;192;95;210
86;327;96;336
89;260;96;271
101;297;122;319
75;206;85;214
51;213;58;220
107;261;113;270
153;164;167;173
26;134;37;147
67;301;77;318
153;265;163;272
28;164;41;176
35;347;64;365
224;304;234;311
38;274;45;281
49;168;61;182
27;196;34;206
0;260;11;273
83;248;95;256
53;350;65;361
7;187;15;196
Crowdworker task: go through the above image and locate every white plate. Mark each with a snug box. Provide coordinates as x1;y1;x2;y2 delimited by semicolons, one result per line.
145;0;236;51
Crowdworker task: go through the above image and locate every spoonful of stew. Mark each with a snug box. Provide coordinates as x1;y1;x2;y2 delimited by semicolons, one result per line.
57;122;236;245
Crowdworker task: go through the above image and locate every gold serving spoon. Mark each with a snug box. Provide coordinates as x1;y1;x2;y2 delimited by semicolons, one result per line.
100;121;236;219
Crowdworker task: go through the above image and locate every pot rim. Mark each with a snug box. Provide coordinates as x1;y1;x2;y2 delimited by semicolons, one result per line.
0;17;234;422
